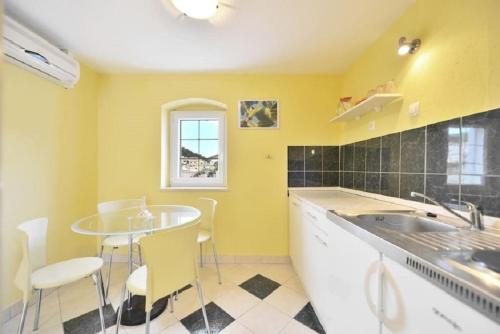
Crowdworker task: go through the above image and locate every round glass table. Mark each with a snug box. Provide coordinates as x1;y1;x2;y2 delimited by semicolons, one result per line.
72;205;201;326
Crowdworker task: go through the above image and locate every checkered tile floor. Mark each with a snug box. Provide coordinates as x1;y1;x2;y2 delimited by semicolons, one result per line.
2;263;325;333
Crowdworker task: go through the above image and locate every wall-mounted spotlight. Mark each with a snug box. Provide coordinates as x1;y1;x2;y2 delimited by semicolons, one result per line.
398;37;421;56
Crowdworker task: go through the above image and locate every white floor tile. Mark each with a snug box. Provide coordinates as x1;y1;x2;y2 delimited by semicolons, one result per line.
159;321;190;334
264;286;308;317
2;292;62;334
201;280;235;302
280;319;317;334
58;278;104;322
238;302;290;334
283;275;306;295
222;264;260;285
214;287;261;319
35;322;65;334
99;324;126;334
259;264;296;284
170;287;204;320
220;320;254;334
123;310;178;334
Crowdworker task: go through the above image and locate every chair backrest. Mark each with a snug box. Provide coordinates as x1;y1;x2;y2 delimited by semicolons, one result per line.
139;219;200;311
15;217;48;302
197;198;217;235
97;196;146;214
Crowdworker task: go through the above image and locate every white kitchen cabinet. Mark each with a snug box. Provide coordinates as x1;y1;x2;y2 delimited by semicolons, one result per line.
289;198;382;334
289;193;500;334
382;256;499;334
289;196;306;282
302;204;331;323
323;214;382;333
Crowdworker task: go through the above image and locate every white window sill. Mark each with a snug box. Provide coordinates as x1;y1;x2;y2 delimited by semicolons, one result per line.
161;187;228;192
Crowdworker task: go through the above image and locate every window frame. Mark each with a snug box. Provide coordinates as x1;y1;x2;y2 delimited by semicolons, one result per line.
166;110;227;189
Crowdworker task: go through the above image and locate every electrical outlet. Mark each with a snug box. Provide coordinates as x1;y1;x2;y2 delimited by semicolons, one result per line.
409;101;420;117
368;120;376;131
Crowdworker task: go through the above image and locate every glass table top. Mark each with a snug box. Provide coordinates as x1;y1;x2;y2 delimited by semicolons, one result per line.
71;205;201;236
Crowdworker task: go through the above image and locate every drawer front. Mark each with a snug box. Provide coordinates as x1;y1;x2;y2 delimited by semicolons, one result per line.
301;203;329;237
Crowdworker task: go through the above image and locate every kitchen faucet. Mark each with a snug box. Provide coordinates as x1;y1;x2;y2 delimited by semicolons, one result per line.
410;192;484;230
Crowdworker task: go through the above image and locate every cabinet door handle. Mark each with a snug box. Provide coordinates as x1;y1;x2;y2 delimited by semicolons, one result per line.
306;211;318;220
364;260;383;320
377;264;385;322
314;234;327;247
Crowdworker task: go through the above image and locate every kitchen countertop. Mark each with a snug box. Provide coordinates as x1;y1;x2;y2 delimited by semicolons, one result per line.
289;188;414;213
289;187;500;325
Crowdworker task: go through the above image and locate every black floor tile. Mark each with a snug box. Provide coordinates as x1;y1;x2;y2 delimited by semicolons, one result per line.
294;303;326;334
63;304;116;334
239;274;280;299
180;302;234;334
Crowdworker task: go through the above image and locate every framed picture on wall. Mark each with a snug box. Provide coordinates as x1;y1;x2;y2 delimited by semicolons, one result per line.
239;100;279;129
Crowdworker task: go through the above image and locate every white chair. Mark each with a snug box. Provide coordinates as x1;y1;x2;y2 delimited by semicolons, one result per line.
15;218;106;334
97;196;146;299
115;220;210;334
197;198;221;284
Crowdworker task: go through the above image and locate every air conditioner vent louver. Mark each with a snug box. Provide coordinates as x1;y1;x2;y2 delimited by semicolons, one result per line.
405;256;500;320
3;16;79;88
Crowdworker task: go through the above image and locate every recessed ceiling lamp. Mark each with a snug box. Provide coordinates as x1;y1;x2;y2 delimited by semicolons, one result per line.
171;0;219;19
398;37;421;56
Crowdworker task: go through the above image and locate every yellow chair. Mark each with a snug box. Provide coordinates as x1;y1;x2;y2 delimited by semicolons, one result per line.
15;218;106;334
115;219;210;334
197;198;222;284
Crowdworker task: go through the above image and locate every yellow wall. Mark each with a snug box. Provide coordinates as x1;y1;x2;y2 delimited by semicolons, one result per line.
337;0;500;144
97;74;341;257
1;63;99;307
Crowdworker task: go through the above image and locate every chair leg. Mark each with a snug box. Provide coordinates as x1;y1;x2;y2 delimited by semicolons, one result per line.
115;284;127;334
17;302;28;334
145;311;151;334
169;294;174;313
195;278;211;334
33;289;43;331
137;244;143;266
93;273;106;334
199;243;203;267
105;247;115;300
211;242;222;284
99;245;107;303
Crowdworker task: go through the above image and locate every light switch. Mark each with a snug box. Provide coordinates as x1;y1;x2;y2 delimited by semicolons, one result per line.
409;101;420;117
368;120;376;131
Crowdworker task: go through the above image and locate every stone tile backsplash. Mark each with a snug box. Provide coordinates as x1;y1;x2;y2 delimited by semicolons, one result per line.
287;146;340;188
287;107;500;217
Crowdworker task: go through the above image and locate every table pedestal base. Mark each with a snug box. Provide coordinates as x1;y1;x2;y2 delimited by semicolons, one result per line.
119;295;168;326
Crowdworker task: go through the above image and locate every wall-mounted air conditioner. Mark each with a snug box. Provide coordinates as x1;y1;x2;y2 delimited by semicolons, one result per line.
3;16;80;88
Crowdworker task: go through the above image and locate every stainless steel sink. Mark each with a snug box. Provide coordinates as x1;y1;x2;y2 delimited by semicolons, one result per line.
353;212;459;233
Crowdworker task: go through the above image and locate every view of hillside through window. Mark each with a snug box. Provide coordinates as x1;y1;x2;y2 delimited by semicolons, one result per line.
180;119;219;178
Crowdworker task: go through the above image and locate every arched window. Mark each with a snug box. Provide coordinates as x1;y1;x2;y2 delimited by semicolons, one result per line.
161;98;227;189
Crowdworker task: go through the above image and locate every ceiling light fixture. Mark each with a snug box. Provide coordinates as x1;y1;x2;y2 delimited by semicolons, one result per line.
171;0;219;19
398;37;421;56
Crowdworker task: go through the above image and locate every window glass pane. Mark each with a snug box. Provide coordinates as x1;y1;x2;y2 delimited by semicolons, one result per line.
199;140;219;159
194;140;219;178
181;140;198;155
180;120;199;140
180;140;200;178
200;120;219;139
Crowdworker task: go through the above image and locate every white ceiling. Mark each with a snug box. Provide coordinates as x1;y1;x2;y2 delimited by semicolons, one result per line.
5;0;414;74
